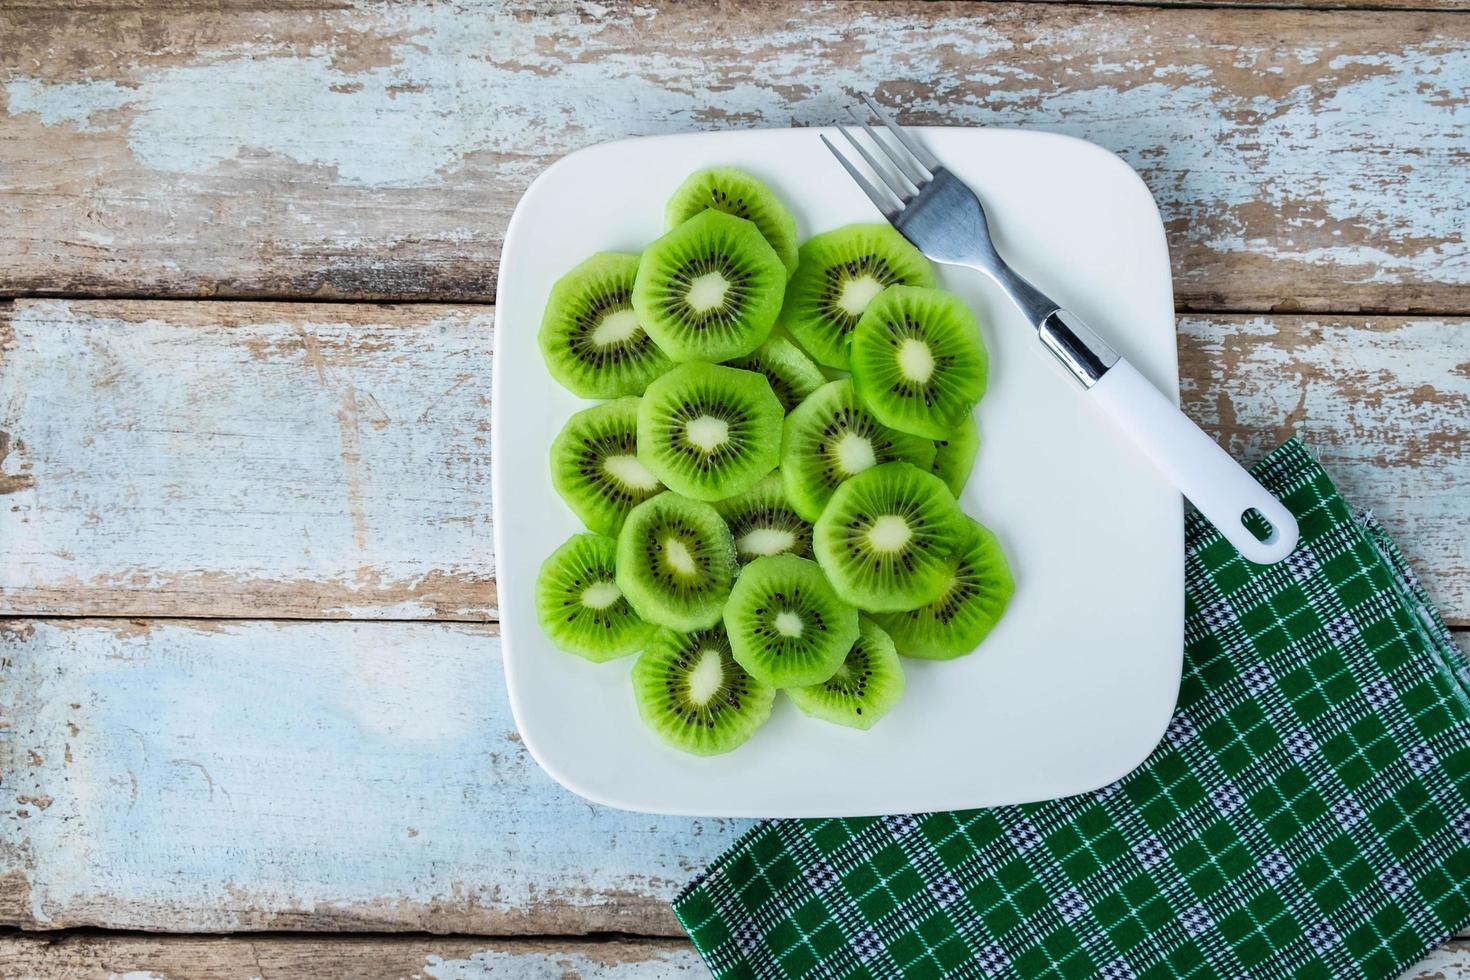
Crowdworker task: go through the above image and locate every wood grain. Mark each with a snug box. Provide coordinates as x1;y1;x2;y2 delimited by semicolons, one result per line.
2;2;1466;312
0;619;754;935
0;934;705;979
0;300;496;620
0;933;1465;979
3;300;1465;623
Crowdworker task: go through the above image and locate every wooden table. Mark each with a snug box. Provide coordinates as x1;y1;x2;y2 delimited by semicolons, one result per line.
1;2;1466;976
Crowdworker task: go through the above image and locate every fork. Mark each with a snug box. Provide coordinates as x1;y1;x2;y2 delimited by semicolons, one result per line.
823;97;1299;565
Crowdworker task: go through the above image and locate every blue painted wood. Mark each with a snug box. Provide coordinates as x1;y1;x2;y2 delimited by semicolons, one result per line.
0;620;753;933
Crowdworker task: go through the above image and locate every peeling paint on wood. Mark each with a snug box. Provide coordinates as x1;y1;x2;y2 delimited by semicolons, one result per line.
1177;314;1470;623
3;300;1466;623
0;935;705;979
0;300;496;620
0;619;753;934
1;2;1466;310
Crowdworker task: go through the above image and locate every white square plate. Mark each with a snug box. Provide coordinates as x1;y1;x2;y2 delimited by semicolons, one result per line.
493;127;1183;817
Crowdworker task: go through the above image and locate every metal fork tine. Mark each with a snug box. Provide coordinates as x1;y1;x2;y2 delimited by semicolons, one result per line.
820;134;902;219
835;122;917;202
860;94;940;177
847;108;926;191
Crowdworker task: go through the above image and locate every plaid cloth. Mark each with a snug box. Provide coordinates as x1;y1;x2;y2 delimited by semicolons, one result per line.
674;440;1470;979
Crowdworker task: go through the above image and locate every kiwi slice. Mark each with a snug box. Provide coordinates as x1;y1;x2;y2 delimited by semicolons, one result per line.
788;618;905;729
781;379;936;523
637;362;783;501
783;224;936;369
615;491;737;631
874;518;1014;660
666;168;799;278
632;624;776;755
539;252;673;398
850;285;988;440
723;554;859;688
536;533;655;662
550;397;664;535
724;336;826;413
632;210;786;362
713;472;812;565
813;461;966;613
930;415;980;498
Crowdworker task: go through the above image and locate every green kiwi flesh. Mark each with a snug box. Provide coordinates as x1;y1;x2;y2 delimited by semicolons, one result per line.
783;224;936;370
849;285;988;440
813;461;966;613
723;554;859;688
724;335;826;413
539;252;673;398
615;491;737;631
637;362;783;501
632;624;776;755
930;415;980;498
873;518;1014;660
536;533;655;662
781;379;936;523
713;472;812;564
666;168;800;277
788;618;905;729
550;397;664;535
633;210;786;362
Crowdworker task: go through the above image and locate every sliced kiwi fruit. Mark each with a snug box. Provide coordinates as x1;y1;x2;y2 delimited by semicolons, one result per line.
632;210;786;363
874;518;1014;660
632;624;776;755
724;335;826;413
536;533;655;662
788;618;905;729
782;224;936;370
637;362;783;501
781;379;936;523
539;252;673;398
930;415;980;498
723;554;859;688
713;472;812;565
666;168;799;278
550;397;664;535
813;461;966;613
849;285;988;440
615;491;737;631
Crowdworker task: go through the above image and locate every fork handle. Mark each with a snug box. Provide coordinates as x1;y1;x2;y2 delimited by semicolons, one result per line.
1084;354;1299;564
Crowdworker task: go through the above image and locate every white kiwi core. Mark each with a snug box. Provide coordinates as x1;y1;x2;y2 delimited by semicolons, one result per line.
685;415;730;452
774;610;804;637
838;275;885;317
580;580;622;609
867;515;913;553
835;431;877;475
737;527;796;557
687;647;725;706
603;454;660;490
663;538;697;576
592;307;641;346
686;272;731;312
898;338;936;382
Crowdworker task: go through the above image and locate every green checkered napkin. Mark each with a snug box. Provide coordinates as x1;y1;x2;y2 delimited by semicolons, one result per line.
675;439;1470;979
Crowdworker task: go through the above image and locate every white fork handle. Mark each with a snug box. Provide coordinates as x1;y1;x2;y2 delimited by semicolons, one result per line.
1089;358;1300;564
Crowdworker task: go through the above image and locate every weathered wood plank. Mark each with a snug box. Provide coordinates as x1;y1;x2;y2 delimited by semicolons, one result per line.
1177;314;1470;622
0;935;705;979
4;301;1466;622
0;933;1463;979
0;619;752;934
0;300;497;620
2;2;1465;311
0;624;1463;936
